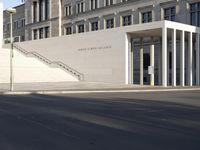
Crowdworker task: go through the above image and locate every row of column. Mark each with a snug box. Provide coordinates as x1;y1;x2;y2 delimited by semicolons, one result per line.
162;28;200;87
137;28;200;87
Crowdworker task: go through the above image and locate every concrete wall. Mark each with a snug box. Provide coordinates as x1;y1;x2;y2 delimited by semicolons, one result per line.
0;48;78;83
17;27;127;83
0;0;3;47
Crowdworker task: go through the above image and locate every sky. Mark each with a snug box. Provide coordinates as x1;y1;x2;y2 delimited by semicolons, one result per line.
3;0;22;9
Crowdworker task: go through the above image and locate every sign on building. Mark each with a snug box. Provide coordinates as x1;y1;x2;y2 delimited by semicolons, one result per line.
148;66;154;75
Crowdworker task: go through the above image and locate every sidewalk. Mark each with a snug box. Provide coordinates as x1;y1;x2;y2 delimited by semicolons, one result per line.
0;81;200;95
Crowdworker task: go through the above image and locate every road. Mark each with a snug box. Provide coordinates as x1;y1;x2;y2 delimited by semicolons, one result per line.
0;91;200;150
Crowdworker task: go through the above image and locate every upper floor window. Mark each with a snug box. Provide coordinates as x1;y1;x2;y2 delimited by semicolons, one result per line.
14;21;19;30
91;0;98;10
65;5;72;16
122;15;132;26
105;0;114;6
190;2;200;27
106;18;114;29
164;7;176;21
121;0;129;2
33;1;37;23
21;19;25;28
44;0;50;20
142;11;152;23
76;1;85;13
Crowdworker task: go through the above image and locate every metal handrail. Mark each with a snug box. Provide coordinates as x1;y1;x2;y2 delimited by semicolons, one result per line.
13;44;84;80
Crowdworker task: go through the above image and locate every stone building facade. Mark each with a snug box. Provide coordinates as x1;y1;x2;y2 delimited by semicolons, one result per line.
3;4;25;43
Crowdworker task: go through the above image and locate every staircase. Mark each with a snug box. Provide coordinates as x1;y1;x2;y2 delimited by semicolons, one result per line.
13;44;84;81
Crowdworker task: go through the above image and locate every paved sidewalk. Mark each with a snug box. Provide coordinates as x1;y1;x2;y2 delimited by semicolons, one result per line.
0;81;200;94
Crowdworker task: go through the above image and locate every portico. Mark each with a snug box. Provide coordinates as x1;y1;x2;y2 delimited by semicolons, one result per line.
126;20;200;87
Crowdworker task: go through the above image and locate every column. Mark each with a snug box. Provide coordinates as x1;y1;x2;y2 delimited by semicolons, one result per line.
0;0;3;47
130;37;133;84
58;0;62;36
188;32;193;86
180;30;185;86
162;27;167;87
150;37;155;86
158;38;162;85
140;38;143;86
196;33;200;85
172;29;177;86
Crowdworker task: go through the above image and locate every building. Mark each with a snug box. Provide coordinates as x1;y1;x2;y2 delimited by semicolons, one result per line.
2;0;200;87
3;4;25;43
0;0;3;47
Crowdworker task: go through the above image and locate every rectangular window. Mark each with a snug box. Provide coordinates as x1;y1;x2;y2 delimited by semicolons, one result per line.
164;7;176;21
91;21;98;31
21;19;25;27
91;0;98;10
77;1;85;13
33;29;38;40
33;1;37;23
144;53;150;70
39;28;43;39
44;27;49;38
39;0;44;21
190;2;200;27
122;15;132;26
14;21;18;30
78;24;84;33
66;27;72;35
106;18;114;29
45;0;50;20
65;5;72;16
142;11;152;23
105;0;113;6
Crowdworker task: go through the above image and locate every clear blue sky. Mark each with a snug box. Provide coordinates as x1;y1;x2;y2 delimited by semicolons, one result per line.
3;0;22;9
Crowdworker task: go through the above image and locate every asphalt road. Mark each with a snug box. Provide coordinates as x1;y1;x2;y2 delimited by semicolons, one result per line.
0;91;200;150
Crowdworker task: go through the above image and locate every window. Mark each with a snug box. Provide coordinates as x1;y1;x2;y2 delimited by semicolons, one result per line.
39;0;44;21
65;5;72;16
33;29;38;40
106;18;114;29
122;0;129;2
21;36;25;42
33;1;37;22
105;0;113;6
21;19;25;28
122;15;132;26
14;21;18;30
91;0;98;10
39;28;43;39
91;21;98;31
45;0;50;20
78;24;85;33
190;2;200;27
76;1;85;13
66;27;72;35
142;11;152;23
7;23;10;31
164;7;176;21
143;53;150;70
44;27;50;38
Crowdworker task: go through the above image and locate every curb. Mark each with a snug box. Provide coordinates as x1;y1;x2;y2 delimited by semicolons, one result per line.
1;88;200;95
